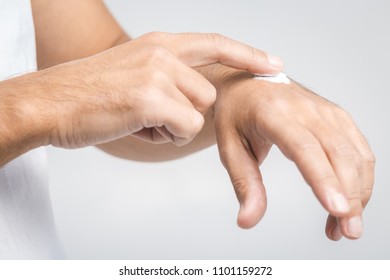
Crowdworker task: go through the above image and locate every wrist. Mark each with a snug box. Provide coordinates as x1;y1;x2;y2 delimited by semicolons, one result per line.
0;72;55;165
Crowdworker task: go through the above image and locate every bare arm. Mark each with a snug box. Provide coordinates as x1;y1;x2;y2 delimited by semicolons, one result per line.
0;0;279;166
32;0;129;68
31;0;219;161
30;0;266;162
16;1;374;241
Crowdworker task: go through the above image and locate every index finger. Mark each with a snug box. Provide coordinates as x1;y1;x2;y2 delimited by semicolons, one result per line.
147;32;284;74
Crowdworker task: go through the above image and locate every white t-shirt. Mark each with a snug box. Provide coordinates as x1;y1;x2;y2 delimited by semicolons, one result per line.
0;0;64;259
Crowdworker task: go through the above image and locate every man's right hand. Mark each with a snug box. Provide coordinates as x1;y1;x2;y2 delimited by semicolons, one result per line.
34;32;281;146
0;32;283;165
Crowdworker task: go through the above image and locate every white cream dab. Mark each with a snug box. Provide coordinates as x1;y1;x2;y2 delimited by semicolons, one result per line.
253;72;290;84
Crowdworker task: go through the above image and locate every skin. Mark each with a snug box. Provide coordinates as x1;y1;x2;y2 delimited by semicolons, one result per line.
0;0;375;241
0;1;281;165
210;69;375;240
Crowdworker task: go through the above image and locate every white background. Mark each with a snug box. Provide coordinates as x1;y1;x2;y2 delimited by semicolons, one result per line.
47;0;390;259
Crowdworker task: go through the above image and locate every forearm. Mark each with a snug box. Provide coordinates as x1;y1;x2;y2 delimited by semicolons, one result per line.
0;64;218;165
0;72;54;166
32;0;130;68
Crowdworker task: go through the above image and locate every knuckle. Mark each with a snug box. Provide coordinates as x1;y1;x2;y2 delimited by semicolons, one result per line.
176;115;204;145
364;150;376;165
141;31;166;43
309;173;335;188
246;46;262;72
188;111;205;133
333;106;353;123
329;144;356;159
188;81;216;112
320;104;336;117
230;176;251;203
200;85;217;109
355;156;365;173
249;46;257;62
217;141;236;169
362;187;373;198
177;110;204;141
146;67;167;85
362;188;373;206
295;98;323;118
146;45;171;65
335;106;351;117
345;189;362;201
207;32;228;49
208;86;217;104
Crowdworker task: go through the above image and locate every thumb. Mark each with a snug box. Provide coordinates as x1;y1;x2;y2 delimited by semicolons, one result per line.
217;134;267;229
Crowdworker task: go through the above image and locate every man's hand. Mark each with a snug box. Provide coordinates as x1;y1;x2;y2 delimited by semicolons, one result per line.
0;32;283;166
213;71;375;240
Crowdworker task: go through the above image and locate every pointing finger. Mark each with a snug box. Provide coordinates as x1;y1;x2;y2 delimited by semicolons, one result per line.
142;32;284;75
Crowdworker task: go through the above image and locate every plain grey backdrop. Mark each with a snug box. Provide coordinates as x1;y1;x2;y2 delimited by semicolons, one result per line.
47;0;389;259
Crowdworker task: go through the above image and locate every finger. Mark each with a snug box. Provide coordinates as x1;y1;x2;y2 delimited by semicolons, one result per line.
169;33;284;74
269;123;351;218
131;85;191;144
163;102;204;146
155;126;175;143
338;112;375;208
216;130;267;229
311;123;364;239
143;46;217;114
169;59;217;114
141;93;205;146
325;215;343;241
132;127;171;144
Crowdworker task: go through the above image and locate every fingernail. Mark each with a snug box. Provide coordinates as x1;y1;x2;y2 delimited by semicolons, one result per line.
331;224;343;241
347;216;363;238
329;192;350;213
267;55;284;69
